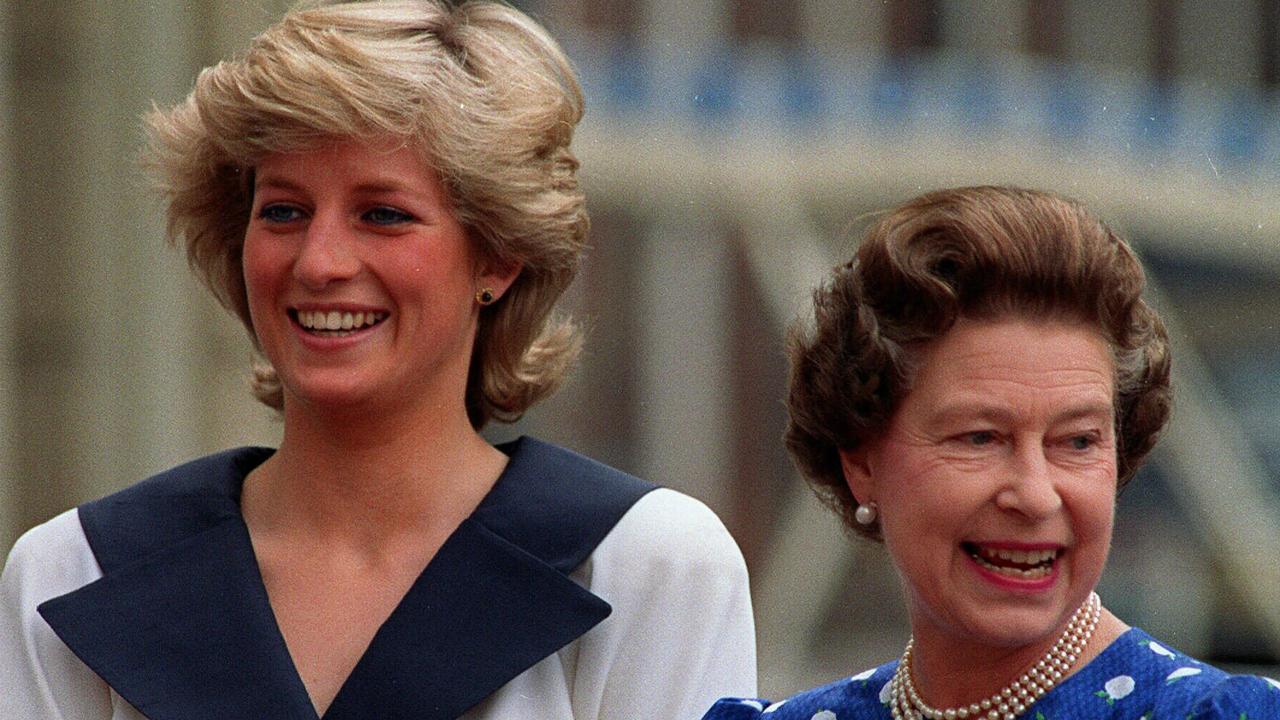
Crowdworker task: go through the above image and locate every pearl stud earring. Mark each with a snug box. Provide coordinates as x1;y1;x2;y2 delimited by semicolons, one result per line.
854;502;877;525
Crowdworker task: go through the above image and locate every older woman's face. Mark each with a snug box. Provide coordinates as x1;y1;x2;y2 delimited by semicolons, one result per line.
840;316;1117;654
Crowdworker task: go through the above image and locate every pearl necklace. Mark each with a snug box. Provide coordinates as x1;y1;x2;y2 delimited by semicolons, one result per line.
889;592;1101;720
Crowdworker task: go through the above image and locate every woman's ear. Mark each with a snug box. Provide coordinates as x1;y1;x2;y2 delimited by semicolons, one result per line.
476;260;523;302
838;445;876;506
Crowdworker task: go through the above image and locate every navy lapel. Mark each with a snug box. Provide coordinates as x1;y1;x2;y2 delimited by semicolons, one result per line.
323;518;608;719
40;516;317;720
471;436;656;575
324;437;655;718
39;448;317;720
38;439;655;720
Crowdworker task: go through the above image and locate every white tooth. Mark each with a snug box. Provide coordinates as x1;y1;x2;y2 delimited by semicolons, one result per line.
302;311;315;329
1009;549;1029;564
341;312;354;330
353;312;365;328
326;311;342;330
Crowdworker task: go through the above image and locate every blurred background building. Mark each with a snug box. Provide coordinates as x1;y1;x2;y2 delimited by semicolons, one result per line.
2;0;1278;699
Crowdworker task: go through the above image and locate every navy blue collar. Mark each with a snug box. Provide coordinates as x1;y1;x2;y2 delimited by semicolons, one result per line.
39;437;654;720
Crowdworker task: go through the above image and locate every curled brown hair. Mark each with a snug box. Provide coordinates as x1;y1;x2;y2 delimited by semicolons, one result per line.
785;186;1172;539
144;0;587;427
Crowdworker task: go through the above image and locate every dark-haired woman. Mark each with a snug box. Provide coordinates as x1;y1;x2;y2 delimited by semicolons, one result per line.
705;186;1279;719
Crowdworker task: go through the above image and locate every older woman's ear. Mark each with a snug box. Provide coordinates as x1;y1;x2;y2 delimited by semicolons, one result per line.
838;446;876;508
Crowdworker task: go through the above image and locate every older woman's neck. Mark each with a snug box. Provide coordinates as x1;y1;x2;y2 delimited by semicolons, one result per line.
908;608;1128;710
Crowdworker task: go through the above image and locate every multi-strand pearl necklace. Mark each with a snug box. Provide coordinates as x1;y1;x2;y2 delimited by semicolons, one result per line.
889;592;1101;720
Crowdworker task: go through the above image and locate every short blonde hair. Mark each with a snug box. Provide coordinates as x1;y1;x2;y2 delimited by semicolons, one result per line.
144;0;588;426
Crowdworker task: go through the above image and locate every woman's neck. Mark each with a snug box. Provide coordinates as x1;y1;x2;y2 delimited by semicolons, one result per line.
908;606;1128;709
242;394;507;556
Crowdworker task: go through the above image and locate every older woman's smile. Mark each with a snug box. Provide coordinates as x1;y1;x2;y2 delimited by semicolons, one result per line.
963;542;1063;588
964;543;1060;575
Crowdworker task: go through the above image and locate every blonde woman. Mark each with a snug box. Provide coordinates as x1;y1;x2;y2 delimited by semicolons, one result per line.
0;2;755;718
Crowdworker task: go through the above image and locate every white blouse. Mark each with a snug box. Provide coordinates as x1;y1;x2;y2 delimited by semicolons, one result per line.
1;483;756;720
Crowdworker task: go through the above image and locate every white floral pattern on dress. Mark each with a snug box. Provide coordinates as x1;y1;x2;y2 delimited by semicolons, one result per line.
701;629;1280;720
1096;675;1135;705
738;700;764;711
762;699;787;714
1166;667;1202;683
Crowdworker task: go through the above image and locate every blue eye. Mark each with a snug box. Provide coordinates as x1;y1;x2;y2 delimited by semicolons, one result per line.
258;204;303;223
968;431;995;446
1069;435;1094;450
364;207;413;225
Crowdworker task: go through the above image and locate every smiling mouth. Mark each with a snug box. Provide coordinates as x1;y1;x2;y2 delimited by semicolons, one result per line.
292;309;387;336
963;542;1060;580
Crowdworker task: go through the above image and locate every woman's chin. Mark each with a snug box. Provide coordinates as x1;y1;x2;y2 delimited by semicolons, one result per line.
280;377;386;414
918;574;1084;652
959;609;1070;651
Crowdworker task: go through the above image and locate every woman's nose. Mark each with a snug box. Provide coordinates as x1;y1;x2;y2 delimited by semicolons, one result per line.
995;444;1064;520
292;213;360;289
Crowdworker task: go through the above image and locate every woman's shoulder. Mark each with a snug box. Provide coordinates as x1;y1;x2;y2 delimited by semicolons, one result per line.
3;447;271;610
1136;631;1280;720
70;447;272;573
702;662;897;720
610;487;741;558
493;436;743;570
575;485;751;615
1;508;101;604
0;509;116;720
1181;672;1280;718
1066;627;1280;718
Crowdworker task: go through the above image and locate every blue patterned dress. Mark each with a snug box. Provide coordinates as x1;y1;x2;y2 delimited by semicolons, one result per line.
704;628;1280;720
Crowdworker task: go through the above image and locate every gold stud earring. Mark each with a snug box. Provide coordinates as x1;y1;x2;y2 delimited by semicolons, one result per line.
475;288;496;306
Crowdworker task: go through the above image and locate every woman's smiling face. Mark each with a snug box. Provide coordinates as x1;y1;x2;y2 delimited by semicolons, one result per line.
242;138;516;415
841;316;1118;654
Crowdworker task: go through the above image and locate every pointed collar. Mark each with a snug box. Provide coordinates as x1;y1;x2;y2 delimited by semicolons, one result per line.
38;438;654;720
